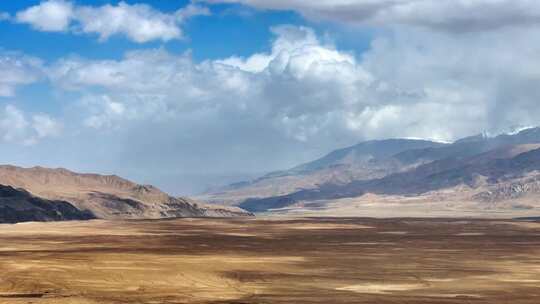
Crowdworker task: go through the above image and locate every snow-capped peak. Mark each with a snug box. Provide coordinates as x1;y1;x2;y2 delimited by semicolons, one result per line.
505;125;537;136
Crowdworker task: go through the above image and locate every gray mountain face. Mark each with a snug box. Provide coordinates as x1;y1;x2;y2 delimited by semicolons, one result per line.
202;139;446;204
395;127;540;164
278;139;447;175
238;127;540;212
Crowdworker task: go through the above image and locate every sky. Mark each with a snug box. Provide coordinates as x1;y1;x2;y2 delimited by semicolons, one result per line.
1;0;540;195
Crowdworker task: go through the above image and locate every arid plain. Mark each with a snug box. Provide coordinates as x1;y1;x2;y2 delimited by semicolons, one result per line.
0;218;540;304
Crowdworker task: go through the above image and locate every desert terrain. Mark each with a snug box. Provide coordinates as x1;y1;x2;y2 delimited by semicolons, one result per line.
263;191;540;218
0;217;539;303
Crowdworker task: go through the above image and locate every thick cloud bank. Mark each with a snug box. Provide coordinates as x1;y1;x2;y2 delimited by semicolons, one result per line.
205;0;540;32
49;25;540;145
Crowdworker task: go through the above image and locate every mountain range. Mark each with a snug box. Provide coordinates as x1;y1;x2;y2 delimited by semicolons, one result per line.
0;166;252;223
200;139;445;205
201;127;540;215
5;127;540;223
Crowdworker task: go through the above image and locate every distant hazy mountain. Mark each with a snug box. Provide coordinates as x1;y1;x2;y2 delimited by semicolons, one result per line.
395;127;540;165
0;165;252;223
201;139;446;204
277;138;447;175
234;127;540;212
0;185;95;223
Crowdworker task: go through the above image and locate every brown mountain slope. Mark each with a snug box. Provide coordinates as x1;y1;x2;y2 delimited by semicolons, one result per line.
0;165;252;219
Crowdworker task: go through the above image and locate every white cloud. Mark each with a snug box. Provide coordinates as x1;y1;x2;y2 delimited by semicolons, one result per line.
15;1;210;42
76;2;181;43
0;105;29;142
32;114;62;139
16;0;73;31
217;25;361;78
0;105;60;145
204;0;540;32
47;23;540;147
176;3;211;20
50;26;374;140
82;95;128;129
0;52;43;97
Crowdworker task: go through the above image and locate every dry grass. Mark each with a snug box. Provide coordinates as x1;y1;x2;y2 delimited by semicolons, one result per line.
0;217;539;303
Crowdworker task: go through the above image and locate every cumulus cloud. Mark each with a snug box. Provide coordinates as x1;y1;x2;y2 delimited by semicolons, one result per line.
0;52;43;97
176;3;211;20
0;105;29;142
32;114;62;139
81;94;133;129
16;0;73;31
361;27;540;136
50;26;375;141
15;0;210;42
203;0;540;32
0;105;61;145
45;23;540;156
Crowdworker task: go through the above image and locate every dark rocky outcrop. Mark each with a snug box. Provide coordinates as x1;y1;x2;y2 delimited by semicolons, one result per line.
0;185;95;223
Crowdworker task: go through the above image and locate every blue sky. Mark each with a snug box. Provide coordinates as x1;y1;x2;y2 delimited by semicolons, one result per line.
0;1;313;118
0;0;539;194
0;1;373;62
0;1;294;61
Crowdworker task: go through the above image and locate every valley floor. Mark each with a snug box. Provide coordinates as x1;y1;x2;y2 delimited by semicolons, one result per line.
0;217;540;303
263;194;540;218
